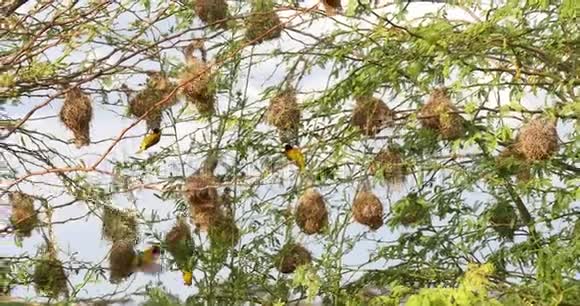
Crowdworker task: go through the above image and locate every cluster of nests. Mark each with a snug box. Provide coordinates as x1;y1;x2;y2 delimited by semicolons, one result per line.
192;0;284;44
59;86;93;148
496;117;559;182
100;205;140;283
9;192;38;238
182;158;240;249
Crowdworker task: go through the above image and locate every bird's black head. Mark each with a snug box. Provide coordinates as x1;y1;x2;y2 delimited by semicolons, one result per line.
152;128;161;134
284;144;293;151
151;245;161;255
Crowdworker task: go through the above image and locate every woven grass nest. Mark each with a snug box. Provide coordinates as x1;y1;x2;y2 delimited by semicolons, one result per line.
245;0;282;45
184;173;219;207
369;147;408;185
352;189;383;230
180;41;216;117
516;118;559;161
101;205;139;244
266;87;301;144
194;0;229;28
128;72;177;130
33;248;68;298
418;88;465;140
9;192;38;238
60;86;92;148
487;202;518;240
496;144;531;182
351;96;394;137
208;215;240;249
322;0;342;16
275;243;312;274
109;239;137;283
295;189;328;235
165;218;194;268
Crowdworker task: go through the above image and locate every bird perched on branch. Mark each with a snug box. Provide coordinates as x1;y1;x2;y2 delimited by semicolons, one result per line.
138;128;161;153
284;144;305;172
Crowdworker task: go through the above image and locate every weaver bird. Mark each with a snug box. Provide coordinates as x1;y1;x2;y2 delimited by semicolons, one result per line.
134;245;162;273
284;144;305;172
138;128;161;153
182;270;193;286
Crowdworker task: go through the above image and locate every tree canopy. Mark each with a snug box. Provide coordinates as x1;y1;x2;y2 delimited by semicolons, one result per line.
1;0;578;305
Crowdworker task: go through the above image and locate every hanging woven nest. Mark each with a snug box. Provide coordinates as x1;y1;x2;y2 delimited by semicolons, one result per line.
194;0;229;28
275;243;312;274
60;86;92;148
208;215;240;249
189;206;224;232
390;194;430;227
369;147;408;185
183;174;219;208
418;88;465;140
351;96;394;137
266;87;301;144
516;118;558;161
128;72;177;130
352;188;383;230
488;201;518;240
295;189;328;235
101;205;139;244
165;218;194;266
322;0;342;16
109;239;137;283
180;41;217;117
9;192;38;238
496;144;531;182
245;0;283;45
33;248;68;298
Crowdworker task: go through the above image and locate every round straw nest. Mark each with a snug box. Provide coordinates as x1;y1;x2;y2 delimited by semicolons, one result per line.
295;189;328;235
184;168;223;231
194;0;229;27
352;189;384;230
275;243;312;274
208;215;240;249
60;86;92;148
165;218;194;265
184;174;219;207
496;144;531;182
266;87;301;144
109;239;137;283
351;96;394;137
487;201;518;240
33;249;68;298
128;72;177;130
322;0;342;16
101;205;139;244
418;88;465;140
390;194;430;227
516;118;558;161
9;192;38;238
369;147;408;185
180;44;216;117
245;0;283;45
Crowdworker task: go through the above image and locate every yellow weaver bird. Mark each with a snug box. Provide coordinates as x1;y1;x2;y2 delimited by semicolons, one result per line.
284;144;305;172
182;270;193;286
134;245;162;273
138;128;161;153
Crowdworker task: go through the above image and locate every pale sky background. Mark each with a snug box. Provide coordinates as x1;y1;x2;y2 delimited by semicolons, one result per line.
1;1;575;305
